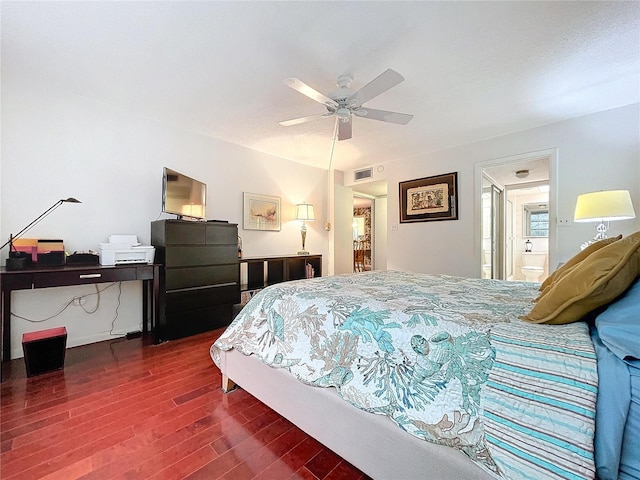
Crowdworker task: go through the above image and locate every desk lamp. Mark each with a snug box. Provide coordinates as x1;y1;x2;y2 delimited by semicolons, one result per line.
574;190;635;249
1;197;81;270
295;202;315;255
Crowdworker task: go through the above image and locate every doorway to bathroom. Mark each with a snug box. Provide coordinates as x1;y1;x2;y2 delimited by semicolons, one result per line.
477;150;556;282
506;183;550;282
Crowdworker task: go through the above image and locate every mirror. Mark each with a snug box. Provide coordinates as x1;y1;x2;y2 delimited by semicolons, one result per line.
353;216;365;240
523;203;549;237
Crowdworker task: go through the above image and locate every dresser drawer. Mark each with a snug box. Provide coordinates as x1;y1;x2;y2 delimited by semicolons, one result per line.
165;245;238;268
160;304;233;340
165;264;238;291
165;284;240;312
205;225;238;245
164;222;206;245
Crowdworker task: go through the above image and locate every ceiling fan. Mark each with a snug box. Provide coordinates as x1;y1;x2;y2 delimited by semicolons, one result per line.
278;69;413;141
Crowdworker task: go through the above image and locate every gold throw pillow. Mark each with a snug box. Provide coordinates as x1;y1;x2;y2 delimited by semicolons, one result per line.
522;231;640;324
538;235;622;291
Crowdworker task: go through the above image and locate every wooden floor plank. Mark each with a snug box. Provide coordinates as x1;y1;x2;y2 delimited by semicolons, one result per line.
1;328;368;480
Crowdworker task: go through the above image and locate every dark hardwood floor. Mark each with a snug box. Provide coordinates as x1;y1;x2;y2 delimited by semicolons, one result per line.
0;329;369;480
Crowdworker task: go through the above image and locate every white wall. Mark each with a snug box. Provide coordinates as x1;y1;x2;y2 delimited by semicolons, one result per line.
374;197;388;270
384;104;640;277
333;183;355;275
1;77;328;359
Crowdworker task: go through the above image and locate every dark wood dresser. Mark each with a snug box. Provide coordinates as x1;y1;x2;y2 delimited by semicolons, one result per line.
151;220;240;342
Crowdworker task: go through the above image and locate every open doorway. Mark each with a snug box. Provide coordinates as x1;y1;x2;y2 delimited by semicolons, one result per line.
352;180;387;273
334;179;388;274
477;150;556;282
353;196;373;271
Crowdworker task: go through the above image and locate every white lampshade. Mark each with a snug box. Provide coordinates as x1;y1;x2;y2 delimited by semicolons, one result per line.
574;190;636;222
295;203;315;222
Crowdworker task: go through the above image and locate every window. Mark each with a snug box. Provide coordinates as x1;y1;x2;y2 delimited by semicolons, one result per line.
524;203;549;237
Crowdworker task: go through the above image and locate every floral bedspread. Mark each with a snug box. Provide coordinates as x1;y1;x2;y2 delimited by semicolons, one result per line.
210;270;591;478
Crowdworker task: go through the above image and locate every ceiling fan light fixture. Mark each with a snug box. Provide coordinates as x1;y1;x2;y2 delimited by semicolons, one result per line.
337;108;350;122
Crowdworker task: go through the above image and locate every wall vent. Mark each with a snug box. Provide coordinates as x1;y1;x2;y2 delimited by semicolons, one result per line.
354;168;373;182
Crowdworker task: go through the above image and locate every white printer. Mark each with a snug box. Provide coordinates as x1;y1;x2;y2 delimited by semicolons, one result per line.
99;235;155;266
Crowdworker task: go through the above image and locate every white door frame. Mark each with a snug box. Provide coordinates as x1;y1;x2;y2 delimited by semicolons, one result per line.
482;174;505;279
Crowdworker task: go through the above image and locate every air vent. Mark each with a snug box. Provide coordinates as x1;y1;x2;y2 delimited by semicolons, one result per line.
354;168;373;182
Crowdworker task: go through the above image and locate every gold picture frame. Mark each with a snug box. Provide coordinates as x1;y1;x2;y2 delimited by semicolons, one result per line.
399;172;458;223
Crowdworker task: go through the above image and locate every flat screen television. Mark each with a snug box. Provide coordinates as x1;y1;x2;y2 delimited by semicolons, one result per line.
162;167;207;220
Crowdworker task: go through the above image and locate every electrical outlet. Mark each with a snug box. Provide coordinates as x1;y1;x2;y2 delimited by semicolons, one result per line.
391;224;398;231
72;297;85;306
557;218;571;227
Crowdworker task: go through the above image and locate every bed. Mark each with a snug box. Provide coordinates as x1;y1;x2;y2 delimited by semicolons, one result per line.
211;232;640;480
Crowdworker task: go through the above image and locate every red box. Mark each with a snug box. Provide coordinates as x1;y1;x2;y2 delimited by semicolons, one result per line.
22;327;67;377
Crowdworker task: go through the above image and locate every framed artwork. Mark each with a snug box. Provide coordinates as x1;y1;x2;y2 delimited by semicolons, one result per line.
399;172;458;223
243;192;281;231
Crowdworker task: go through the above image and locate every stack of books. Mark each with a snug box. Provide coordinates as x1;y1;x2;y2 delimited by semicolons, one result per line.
305;263;315;279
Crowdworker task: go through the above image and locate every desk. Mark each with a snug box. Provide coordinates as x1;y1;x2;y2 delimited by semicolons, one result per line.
0;264;159;378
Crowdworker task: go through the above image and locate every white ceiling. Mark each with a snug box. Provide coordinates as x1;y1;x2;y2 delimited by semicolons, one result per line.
484;156;550;188
2;1;638;173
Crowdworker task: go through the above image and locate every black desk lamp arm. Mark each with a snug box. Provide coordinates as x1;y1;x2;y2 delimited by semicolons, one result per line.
0;198;80;251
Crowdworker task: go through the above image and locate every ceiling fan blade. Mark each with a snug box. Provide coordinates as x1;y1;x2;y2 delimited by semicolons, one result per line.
283;78;339;108
279;112;334;127
353;107;413;125
347;69;405;107
337;116;352;141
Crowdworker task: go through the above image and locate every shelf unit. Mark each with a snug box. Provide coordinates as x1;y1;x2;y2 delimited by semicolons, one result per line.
239;254;322;292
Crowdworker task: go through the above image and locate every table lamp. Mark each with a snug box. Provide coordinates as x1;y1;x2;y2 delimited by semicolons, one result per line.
574;190;635;249
295;202;315;255
1;197;81;270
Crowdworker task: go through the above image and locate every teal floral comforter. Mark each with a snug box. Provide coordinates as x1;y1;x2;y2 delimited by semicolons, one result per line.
210;271;556;476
